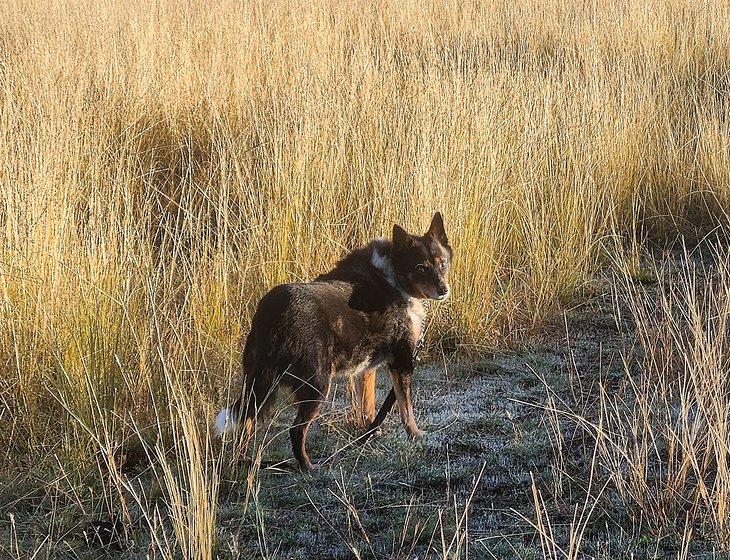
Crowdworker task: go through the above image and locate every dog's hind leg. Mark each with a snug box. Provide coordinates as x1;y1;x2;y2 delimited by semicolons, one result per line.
290;397;322;471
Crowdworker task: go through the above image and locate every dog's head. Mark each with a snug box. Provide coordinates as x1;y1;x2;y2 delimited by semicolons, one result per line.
391;212;453;300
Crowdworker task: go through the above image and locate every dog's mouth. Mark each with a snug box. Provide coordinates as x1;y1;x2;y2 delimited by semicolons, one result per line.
431;287;450;301
404;279;450;301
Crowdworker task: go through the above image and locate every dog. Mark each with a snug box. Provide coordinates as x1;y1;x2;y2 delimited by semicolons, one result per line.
215;213;452;470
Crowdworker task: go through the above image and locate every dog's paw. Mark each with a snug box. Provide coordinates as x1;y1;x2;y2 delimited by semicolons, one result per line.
301;456;329;472
407;427;426;440
300;461;319;472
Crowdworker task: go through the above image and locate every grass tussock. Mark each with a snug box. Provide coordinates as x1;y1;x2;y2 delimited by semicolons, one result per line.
536;244;730;555
1;0;730;557
598;247;730;544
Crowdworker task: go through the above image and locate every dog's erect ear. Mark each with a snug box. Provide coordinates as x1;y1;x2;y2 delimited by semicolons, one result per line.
393;224;415;250
426;212;448;245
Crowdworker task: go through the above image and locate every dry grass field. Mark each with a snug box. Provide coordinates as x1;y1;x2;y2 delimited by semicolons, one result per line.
1;0;730;557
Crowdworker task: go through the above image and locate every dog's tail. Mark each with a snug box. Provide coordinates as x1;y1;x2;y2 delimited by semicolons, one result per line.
215;374;277;437
214;332;277;437
215;401;238;437
214;406;238;437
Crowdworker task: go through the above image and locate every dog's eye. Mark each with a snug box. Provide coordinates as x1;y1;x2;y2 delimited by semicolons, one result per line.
439;261;448;270
415;264;428;273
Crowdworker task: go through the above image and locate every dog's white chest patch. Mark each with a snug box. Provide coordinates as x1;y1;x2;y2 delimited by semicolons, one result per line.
407;299;426;345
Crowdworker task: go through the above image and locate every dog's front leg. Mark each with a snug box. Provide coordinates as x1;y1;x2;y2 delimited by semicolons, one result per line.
388;348;424;439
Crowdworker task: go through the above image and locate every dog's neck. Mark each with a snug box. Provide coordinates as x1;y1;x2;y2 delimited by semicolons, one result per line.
370;239;429;347
370;238;407;298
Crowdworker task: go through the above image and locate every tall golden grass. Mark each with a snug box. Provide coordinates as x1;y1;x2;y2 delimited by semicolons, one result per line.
1;0;729;555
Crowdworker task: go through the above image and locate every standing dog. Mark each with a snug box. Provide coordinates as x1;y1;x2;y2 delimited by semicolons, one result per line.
215;213;452;470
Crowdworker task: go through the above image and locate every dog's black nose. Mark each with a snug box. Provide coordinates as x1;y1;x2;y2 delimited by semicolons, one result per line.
436;285;449;297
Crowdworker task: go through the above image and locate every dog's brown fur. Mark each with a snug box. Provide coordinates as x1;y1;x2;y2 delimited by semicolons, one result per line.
215;213;452;470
